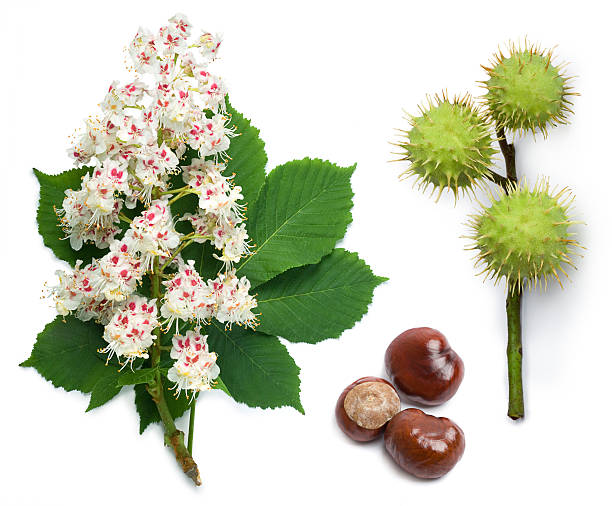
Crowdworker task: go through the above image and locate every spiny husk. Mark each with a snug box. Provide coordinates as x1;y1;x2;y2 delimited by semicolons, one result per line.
393;92;497;201
465;178;582;293
480;40;577;137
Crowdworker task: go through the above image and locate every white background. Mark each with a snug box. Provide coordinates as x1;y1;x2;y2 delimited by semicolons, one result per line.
3;1;610;504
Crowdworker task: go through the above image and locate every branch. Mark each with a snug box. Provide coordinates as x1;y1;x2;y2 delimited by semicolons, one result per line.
160;239;194;272
497;124;525;420
483;169;511;189
147;257;202;485
161;185;190;196
168;189;196;206
506;288;524;420
497;127;517;186
147;372;202;486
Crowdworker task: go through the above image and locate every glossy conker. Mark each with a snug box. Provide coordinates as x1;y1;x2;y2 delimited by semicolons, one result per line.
335;377;401;442
385;327;464;406
384;408;465;479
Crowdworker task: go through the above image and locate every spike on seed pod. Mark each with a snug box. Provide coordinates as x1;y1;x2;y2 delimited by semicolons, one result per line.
395;92;497;200
481;40;576;136
466;178;581;291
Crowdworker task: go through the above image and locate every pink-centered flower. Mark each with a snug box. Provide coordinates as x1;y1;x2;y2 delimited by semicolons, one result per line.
50;261;116;325
95;240;144;301
100;295;159;366
209;270;258;329
167;328;220;397
124;199;181;271
161;260;215;331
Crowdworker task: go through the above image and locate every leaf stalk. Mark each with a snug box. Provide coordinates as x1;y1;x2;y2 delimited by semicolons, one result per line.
188;401;196;454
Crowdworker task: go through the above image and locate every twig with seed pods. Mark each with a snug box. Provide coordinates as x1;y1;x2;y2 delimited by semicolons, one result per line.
394;40;583;419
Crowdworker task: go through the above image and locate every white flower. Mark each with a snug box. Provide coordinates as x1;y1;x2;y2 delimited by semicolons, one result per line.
124;199;181;271
209;270;258;328
59;179;122;251
67;116;116;165
101;80;148;120
50;261;114;324
156;24;187;57
161;260;215;330
167;328;220;398
195;31;222;62
97;158;130;191
101;295;159;366
130;144;179;204
95;240;144;301
116;115;153;146
178;156;251;268
128;27;158;73
51;269;82;316
118;80;147;106
183;159;244;221
83;159;129;224
212;222;251;267
84;177;117;222
168;13;192;40
188;114;233;157
194;69;226;111
157;81;194;132
100;81;124;121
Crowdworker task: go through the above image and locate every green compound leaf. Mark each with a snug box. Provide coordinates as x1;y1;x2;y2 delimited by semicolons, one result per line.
225;99;268;207
236;158;355;287
134;384;159;434
21;316;125;410
213;376;231;396
118;368;158;386
34;167;108;266
256;249;387;343
87;374;123;412
133;378;193;434
181;241;224;285
21;316;109;392
207;322;303;413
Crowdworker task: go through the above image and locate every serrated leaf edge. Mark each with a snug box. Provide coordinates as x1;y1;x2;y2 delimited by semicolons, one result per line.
210;321;304;414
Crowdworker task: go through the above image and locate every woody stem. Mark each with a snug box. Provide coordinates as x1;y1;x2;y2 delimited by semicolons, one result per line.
506;288;524;420
497;127;517;184
497;126;525;420
146;256;202;485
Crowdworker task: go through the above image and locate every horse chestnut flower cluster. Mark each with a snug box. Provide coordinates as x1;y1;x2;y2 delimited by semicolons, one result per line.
336;327;465;479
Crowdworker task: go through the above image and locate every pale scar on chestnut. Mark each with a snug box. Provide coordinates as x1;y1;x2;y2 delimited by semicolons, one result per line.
343;381;401;430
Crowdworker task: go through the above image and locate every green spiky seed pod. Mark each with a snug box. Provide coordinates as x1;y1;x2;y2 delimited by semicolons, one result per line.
396;93;497;199
482;41;575;136
467;179;580;291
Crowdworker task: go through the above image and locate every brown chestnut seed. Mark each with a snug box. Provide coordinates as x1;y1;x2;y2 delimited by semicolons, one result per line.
384;408;465;479
336;377;401;442
385;327;464;406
